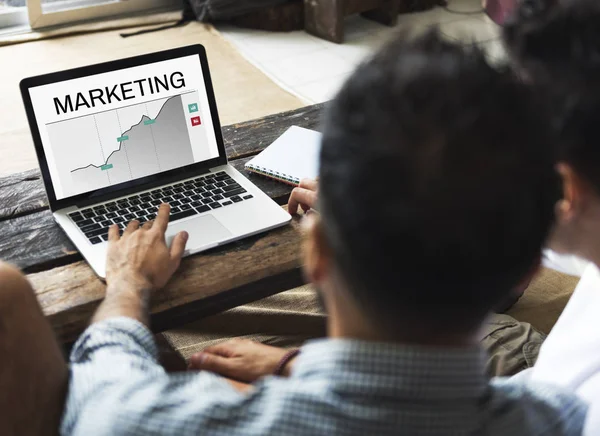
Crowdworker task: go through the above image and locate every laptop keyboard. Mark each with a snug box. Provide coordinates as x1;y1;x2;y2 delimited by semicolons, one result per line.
68;171;254;245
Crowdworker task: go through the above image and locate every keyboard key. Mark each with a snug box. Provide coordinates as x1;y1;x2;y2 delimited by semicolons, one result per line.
180;197;193;204
99;219;112;227
101;234;109;241
209;202;222;209
201;198;212;205
85;227;108;238
162;196;173;202
196;205;211;213
90;237;102;244
113;216;125;223
174;183;184;188
170;209;196;222
171;206;181;213
191;201;202;208
205;184;215;190
123;213;135;221
221;201;233;206
76;219;93;228
117;199;128;204
191;194;202;201
224;188;247;198
225;179;236;185
170;200;181;207
173;193;183;200
231;196;242;203
130;199;141;205
140;202;151;210
223;184;241;192
69;212;84;221
214;173;229;181
81;223;100;233
93;216;104;223
215;181;225;188
105;202;116;208
243;195;254;200
129;206;140;212
82;210;95;219
105;212;117;219
201;192;212;199
106;206;118;212
213;189;224;195
180;204;191;211
212;194;224;201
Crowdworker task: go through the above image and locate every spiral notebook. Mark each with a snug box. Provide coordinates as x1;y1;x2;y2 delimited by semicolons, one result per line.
245;126;322;186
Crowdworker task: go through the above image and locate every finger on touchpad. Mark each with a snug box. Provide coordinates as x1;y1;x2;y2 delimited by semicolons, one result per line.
166;214;232;249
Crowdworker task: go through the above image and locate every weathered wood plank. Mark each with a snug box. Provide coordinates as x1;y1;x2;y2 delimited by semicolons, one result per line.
0;156;296;273
0;169;46;220
0;104;324;221
28;214;305;344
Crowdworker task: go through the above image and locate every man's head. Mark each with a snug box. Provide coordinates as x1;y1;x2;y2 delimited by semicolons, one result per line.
503;0;600;262
302;30;558;340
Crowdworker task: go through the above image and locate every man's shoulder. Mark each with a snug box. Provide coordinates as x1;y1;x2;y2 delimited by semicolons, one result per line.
489;376;587;434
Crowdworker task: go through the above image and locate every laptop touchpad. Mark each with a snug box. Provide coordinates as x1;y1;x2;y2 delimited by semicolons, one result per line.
166;214;232;250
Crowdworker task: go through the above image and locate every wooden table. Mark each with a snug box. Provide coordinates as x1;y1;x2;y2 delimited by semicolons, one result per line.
0;104;324;344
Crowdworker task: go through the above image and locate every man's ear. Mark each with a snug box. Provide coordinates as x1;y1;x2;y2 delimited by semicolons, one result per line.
301;213;330;285
555;162;589;223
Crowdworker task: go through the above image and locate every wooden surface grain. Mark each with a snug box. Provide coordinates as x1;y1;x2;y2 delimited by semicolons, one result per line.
1;104;322;343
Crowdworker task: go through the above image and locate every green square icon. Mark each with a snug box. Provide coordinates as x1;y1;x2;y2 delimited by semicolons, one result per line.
188;103;198;113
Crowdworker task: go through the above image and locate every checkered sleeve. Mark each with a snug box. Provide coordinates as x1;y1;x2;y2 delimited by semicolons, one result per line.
60;317;245;436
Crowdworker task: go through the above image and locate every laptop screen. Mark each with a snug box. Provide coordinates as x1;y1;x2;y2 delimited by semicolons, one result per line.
27;54;220;200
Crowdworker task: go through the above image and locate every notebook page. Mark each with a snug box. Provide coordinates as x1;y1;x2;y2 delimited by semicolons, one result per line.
245;126;321;182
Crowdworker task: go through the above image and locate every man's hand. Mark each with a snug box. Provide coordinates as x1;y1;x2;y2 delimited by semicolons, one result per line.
288;178;318;215
93;203;188;326
188;339;296;382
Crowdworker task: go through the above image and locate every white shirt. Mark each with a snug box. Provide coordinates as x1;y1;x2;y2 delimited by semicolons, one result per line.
529;263;600;434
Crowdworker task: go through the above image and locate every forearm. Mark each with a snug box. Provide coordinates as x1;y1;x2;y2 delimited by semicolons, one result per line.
63;318;245;436
93;278;152;327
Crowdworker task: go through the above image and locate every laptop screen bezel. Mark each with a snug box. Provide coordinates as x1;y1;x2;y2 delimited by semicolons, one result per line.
20;44;228;212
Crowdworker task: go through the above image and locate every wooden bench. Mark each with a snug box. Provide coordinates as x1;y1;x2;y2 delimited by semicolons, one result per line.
0;104;324;344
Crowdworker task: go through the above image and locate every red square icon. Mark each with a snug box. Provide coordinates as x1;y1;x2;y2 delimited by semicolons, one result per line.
191;116;201;127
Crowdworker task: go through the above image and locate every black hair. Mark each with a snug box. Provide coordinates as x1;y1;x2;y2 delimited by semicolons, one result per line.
503;0;600;90
503;0;600;194
318;30;559;333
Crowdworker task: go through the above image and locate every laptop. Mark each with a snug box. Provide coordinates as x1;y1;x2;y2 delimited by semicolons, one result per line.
20;45;291;278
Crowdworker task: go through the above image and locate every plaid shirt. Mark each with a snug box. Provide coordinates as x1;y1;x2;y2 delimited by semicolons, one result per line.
61;317;587;436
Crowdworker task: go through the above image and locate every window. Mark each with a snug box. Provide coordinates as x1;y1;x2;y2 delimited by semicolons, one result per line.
0;1;28;29
1;0;179;30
